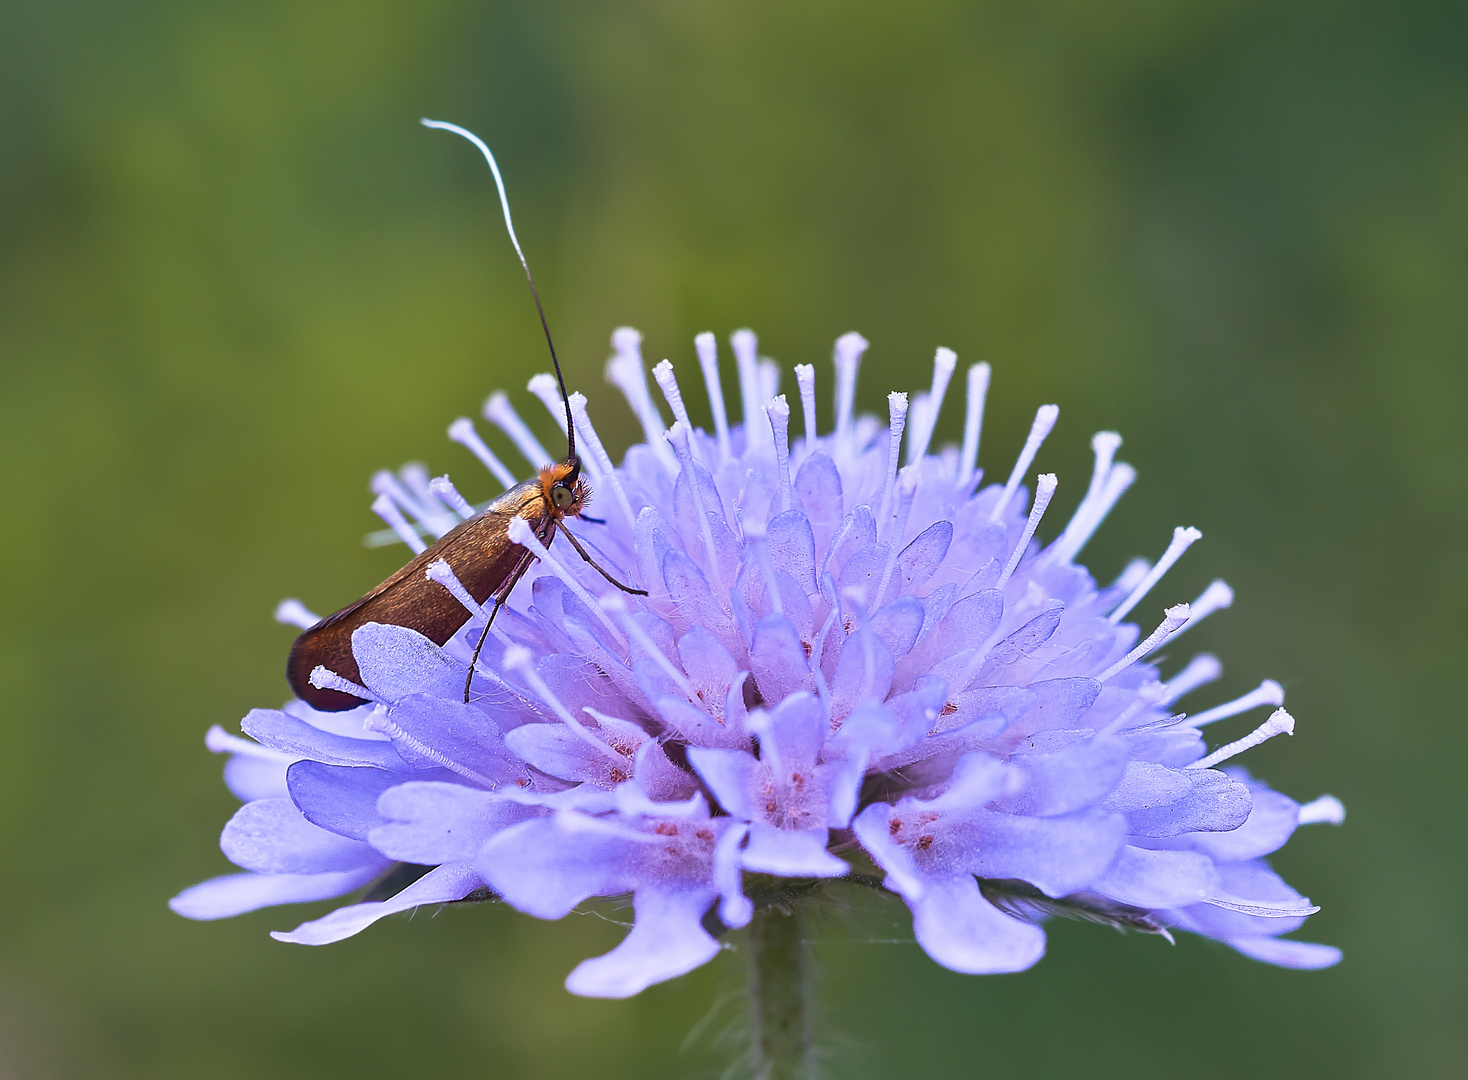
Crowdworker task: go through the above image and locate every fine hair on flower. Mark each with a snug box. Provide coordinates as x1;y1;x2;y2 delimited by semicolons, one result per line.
173;325;1344;997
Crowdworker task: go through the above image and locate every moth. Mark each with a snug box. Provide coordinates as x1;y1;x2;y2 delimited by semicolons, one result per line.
287;120;644;712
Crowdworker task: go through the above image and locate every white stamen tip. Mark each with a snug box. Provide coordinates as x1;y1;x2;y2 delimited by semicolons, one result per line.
1187;707;1294;770
833;331;869;452
794;363;818;448
425;559;485;618
274;599;320;629
997;474;1058;587
502;645;533;672
447;417;516;490
526;373;571;435
906;346;958;464
1297;795;1346;825
427;475;476;519
1110;525;1203;623
1097;603;1191;683
1162;653;1224;702
485;391;553;469
612;326;642;355
765;396;793;512
1172;579;1234;636
308;666;374;700
959;362;991;487
694;332;732;461
372;494;427;555
1189;679;1285;727
992;404;1059;522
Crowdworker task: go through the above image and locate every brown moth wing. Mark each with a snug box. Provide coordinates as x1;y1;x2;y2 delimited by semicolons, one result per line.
287;477;553;710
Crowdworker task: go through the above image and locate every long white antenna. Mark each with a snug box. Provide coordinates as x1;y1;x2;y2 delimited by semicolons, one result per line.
421;118;574;461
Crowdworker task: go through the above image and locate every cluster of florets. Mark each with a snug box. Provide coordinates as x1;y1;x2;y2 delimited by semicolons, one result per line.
173;328;1343;997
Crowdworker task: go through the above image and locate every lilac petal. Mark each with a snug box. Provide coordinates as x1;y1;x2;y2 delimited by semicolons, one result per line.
829;629;894;722
654;694;747;749
758;691;827;769
934;684;1035;736
352;623;463;703
908;590;1003;671
922;752;1013;811
221;798;385;875
1092;845;1220;908
909;874;1047;975
959;808;1125;897
866;597;926;659
287;761;400;841
852;802;925;898
713;824;754;928
169;865;384;920
995;736;1129;817
271;864;484;945
750;616;815;704
1187;784;1298;860
478;817;642;919
677;627;738;716
565;886;722;998
224;754;292;802
209;725;294;801
633;740;700;802
1228;936;1342;969
241;709;403;770
872;680;941;749
662;550;742;656
1002;677;1102;744
793;452;844;540
766;509;819;594
505;724;632;788
1108;764;1253;837
972;604;1064;686
371;781;540;864
743;824;848;877
384;695;529;788
896;520;953;592
687;747;760;820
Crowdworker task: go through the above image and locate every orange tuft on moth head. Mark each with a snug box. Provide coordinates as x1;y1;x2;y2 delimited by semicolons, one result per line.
539;460;589;518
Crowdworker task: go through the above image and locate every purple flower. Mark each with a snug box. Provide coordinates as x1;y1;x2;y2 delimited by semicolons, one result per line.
173;326;1344;995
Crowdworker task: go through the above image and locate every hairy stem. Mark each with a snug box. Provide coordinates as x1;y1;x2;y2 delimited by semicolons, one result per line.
747;903;813;1080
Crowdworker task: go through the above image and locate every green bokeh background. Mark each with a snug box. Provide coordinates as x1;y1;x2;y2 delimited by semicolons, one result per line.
1;1;1464;1076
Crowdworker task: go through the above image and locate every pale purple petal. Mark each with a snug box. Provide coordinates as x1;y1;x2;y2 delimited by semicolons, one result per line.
1091;845;1220;908
371;781;540;864
221;798;385;875
742;824;849;877
271;864;484;945
909;874;1047;975
169;865;384;920
1227;936;1342;969
565;886;721;998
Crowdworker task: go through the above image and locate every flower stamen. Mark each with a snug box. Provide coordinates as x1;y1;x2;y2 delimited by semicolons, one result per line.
447;417;516;490
1187;707;1295;769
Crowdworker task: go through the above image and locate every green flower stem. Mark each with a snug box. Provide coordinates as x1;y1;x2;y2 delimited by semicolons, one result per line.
747;902;813;1080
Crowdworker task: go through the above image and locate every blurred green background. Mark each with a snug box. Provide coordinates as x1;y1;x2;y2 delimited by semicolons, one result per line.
1;0;1464;1076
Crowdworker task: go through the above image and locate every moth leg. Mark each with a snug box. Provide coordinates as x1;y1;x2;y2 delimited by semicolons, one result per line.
463;551;535;704
557;525;648;595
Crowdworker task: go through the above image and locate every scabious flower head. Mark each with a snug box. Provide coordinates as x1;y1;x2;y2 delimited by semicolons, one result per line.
173;327;1344;996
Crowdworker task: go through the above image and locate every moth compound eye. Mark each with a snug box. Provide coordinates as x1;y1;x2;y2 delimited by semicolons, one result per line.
551;483;575;510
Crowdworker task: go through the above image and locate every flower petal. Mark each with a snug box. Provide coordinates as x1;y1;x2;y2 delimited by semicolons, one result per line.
565;886;721;998
909;874;1047;975
371;781;539;864
221;798;385;875
169;865;385;920
271;863;484;945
